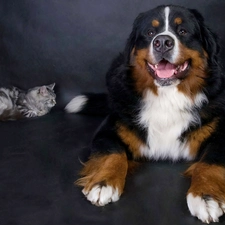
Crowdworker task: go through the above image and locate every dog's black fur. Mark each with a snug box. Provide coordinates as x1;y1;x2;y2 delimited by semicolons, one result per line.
66;5;225;223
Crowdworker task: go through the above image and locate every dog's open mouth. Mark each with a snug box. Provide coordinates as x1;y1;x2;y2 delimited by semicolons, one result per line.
147;59;190;85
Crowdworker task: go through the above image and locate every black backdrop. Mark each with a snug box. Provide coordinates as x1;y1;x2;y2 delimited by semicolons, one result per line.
1;1;225;225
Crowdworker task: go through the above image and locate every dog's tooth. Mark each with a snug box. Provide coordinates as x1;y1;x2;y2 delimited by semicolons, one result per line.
155;64;158;69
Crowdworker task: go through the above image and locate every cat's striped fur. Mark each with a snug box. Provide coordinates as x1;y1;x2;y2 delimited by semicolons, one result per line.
0;83;56;120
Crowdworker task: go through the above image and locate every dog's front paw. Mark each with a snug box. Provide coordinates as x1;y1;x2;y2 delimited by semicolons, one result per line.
185;163;225;223
76;153;128;206
82;184;120;206
187;193;225;223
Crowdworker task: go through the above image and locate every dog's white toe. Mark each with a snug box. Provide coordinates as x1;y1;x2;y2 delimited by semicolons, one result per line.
82;185;120;206
187;193;225;223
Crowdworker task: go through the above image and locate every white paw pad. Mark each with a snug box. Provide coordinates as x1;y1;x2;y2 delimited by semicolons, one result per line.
82;185;120;206
187;193;225;223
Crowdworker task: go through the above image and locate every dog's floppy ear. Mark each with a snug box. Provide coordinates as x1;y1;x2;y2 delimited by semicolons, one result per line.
124;13;145;64
190;9;219;65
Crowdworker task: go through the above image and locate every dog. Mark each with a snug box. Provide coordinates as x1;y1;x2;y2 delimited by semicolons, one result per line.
65;5;225;223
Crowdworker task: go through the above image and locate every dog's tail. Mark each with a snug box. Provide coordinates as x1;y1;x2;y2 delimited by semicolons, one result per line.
65;93;109;116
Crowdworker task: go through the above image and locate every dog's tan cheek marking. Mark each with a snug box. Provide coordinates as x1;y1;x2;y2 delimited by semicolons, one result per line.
187;119;218;158
117;123;144;159
203;49;208;58
174;17;182;25
177;44;208;99
152;19;160;27
185;162;225;201
131;48;158;95
76;152;128;195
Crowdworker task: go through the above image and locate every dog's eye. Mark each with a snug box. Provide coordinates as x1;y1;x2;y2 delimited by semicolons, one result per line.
147;29;156;37
178;28;187;36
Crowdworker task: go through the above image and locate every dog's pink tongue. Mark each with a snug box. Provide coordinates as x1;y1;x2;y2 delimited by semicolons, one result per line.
156;61;176;78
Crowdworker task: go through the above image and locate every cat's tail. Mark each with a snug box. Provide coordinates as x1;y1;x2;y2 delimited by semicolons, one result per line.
65;93;109;116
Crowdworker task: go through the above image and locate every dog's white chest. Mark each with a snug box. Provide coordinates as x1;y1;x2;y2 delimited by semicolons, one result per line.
138;86;205;161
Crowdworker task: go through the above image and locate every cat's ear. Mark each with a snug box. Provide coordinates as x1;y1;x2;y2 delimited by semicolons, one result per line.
39;86;48;95
48;83;55;90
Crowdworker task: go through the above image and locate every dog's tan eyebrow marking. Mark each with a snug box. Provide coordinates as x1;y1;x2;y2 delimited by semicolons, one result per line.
174;17;182;25
152;19;160;27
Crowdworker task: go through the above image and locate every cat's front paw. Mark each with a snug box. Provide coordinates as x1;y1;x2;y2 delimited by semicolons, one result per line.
187;193;225;223
37;110;46;116
24;110;37;118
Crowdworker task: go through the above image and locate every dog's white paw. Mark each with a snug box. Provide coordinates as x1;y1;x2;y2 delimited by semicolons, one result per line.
187;193;225;223
82;185;120;206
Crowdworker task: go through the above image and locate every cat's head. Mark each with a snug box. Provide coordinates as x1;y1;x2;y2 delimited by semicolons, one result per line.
27;83;56;108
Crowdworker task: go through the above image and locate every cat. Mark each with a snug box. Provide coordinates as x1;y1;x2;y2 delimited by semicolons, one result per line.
0;83;56;121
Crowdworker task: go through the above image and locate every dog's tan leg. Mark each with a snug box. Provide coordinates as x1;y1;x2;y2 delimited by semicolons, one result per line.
76;152;128;206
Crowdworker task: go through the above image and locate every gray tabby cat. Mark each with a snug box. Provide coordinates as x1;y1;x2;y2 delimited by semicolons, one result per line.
0;83;56;120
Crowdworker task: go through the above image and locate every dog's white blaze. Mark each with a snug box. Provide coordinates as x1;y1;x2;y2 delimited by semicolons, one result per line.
138;86;207;161
187;193;225;223
165;6;170;31
149;6;180;63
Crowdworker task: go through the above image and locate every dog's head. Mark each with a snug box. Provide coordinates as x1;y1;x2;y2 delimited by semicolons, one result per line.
125;5;220;95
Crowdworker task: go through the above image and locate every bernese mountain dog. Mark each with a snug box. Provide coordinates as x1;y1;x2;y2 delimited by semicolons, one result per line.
65;5;225;223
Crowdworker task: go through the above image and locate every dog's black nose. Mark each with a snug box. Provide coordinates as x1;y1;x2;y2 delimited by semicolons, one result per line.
153;35;174;53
